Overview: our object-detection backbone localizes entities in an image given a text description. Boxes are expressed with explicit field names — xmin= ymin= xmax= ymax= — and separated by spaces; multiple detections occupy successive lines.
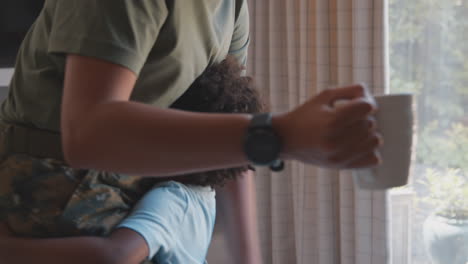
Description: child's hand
xmin=0 ymin=223 xmax=12 ymax=237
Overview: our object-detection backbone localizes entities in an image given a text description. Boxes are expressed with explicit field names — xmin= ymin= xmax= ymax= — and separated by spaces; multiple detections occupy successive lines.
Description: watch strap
xmin=247 ymin=113 xmax=284 ymax=171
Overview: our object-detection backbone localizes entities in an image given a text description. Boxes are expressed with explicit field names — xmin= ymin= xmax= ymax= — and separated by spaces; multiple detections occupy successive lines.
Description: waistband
xmin=0 ymin=121 xmax=65 ymax=161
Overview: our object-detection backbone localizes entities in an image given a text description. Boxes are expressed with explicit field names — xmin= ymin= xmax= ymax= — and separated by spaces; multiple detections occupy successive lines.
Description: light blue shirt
xmin=117 ymin=181 xmax=216 ymax=264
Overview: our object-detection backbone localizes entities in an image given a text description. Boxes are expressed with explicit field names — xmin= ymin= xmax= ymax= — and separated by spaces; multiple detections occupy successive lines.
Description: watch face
xmin=245 ymin=128 xmax=281 ymax=165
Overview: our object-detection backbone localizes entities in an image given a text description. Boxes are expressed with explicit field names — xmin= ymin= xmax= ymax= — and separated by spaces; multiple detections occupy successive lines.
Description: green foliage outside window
xmin=389 ymin=0 xmax=468 ymax=215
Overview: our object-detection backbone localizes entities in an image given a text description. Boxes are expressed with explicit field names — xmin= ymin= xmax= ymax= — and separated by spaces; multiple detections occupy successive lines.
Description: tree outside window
xmin=389 ymin=0 xmax=468 ymax=263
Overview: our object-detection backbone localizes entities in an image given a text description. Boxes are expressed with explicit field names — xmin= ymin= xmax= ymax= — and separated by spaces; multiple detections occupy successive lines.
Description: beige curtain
xmin=247 ymin=0 xmax=390 ymax=263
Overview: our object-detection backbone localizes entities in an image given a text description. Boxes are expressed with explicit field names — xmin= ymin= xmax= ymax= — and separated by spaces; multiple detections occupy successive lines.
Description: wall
xmin=0 ymin=68 xmax=13 ymax=86
xmin=0 ymin=68 xmax=13 ymax=99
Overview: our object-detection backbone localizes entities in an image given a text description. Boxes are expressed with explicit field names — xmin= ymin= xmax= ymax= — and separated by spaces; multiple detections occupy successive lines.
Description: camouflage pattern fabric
xmin=0 ymin=154 xmax=158 ymax=238
xmin=0 ymin=125 xmax=158 ymax=238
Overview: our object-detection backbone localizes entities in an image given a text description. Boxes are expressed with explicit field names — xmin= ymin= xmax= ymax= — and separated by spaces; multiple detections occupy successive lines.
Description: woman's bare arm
xmin=61 ymin=55 xmax=381 ymax=176
xmin=215 ymin=171 xmax=263 ymax=264
xmin=61 ymin=55 xmax=253 ymax=176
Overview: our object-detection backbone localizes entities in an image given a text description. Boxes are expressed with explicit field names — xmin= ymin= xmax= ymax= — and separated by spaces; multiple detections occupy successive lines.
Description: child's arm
xmin=215 ymin=171 xmax=263 ymax=264
xmin=0 ymin=226 xmax=148 ymax=264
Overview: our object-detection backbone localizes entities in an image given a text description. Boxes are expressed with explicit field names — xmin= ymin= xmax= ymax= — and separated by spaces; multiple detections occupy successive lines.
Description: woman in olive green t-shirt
xmin=0 ymin=0 xmax=382 ymax=263
xmin=0 ymin=1 xmax=263 ymax=263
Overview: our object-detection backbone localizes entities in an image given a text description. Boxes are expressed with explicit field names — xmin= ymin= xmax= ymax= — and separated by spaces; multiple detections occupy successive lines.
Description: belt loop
xmin=11 ymin=125 xmax=29 ymax=156
xmin=0 ymin=121 xmax=65 ymax=162
xmin=0 ymin=122 xmax=11 ymax=158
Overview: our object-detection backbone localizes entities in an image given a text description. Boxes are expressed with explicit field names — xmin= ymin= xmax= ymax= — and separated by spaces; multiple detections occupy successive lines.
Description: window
xmin=389 ymin=0 xmax=468 ymax=263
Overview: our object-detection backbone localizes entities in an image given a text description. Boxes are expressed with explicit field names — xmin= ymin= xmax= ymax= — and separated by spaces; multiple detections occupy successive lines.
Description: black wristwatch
xmin=244 ymin=113 xmax=284 ymax=172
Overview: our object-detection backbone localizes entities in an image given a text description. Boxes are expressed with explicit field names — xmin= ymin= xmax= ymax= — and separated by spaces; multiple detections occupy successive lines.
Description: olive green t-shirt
xmin=1 ymin=0 xmax=250 ymax=132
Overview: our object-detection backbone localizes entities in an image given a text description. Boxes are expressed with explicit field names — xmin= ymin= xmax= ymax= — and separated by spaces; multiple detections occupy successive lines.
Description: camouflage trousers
xmin=0 ymin=155 xmax=161 ymax=264
xmin=0 ymin=152 xmax=158 ymax=238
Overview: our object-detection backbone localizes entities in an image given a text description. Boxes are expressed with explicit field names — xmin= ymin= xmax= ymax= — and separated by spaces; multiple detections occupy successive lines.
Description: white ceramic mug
xmin=352 ymin=93 xmax=415 ymax=190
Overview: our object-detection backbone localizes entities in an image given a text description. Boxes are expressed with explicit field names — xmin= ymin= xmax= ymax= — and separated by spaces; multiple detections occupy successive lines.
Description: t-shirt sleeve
xmin=48 ymin=0 xmax=168 ymax=75
xmin=116 ymin=183 xmax=189 ymax=259
xmin=229 ymin=0 xmax=250 ymax=66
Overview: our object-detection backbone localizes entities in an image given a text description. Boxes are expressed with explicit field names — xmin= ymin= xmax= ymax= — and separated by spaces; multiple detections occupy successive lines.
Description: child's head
xmin=169 ymin=56 xmax=264 ymax=188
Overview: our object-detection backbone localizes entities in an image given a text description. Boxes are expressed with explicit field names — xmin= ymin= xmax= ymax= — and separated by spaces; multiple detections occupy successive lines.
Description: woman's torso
xmin=0 ymin=0 xmax=248 ymax=131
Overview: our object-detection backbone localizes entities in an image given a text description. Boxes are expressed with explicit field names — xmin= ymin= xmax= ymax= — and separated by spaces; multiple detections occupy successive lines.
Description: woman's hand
xmin=274 ymin=84 xmax=383 ymax=169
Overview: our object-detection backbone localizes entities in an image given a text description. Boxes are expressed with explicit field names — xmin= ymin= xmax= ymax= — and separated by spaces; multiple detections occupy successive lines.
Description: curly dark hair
xmin=164 ymin=56 xmax=264 ymax=188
